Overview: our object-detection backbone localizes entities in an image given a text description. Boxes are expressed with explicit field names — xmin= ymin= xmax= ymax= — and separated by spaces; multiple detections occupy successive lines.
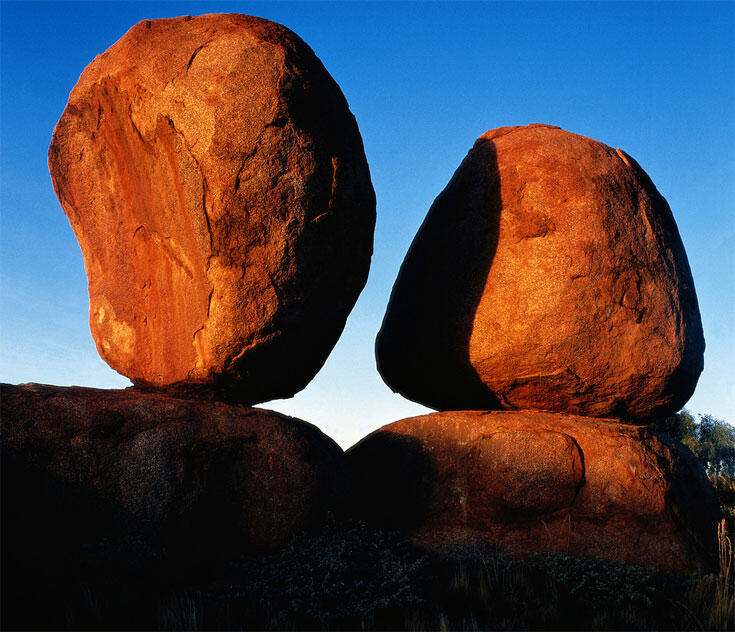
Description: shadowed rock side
xmin=346 ymin=411 xmax=720 ymax=573
xmin=48 ymin=13 xmax=376 ymax=405
xmin=1 ymin=383 xmax=346 ymax=563
xmin=376 ymin=138 xmax=502 ymax=411
xmin=376 ymin=124 xmax=704 ymax=420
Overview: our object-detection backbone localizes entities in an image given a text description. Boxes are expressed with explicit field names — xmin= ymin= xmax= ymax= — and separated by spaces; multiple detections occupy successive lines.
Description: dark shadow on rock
xmin=1 ymin=383 xmax=348 ymax=629
xmin=375 ymin=139 xmax=502 ymax=411
xmin=345 ymin=432 xmax=437 ymax=531
xmin=1 ymin=446 xmax=163 ymax=630
xmin=618 ymin=150 xmax=704 ymax=418
xmin=644 ymin=428 xmax=720 ymax=573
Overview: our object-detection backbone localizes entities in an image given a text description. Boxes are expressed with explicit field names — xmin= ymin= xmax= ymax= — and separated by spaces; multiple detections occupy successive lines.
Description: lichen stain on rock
xmin=91 ymin=295 xmax=137 ymax=374
xmin=468 ymin=430 xmax=585 ymax=519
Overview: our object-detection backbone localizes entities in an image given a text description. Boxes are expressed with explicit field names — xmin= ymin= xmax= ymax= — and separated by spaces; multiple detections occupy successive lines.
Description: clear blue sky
xmin=1 ymin=1 xmax=733 ymax=448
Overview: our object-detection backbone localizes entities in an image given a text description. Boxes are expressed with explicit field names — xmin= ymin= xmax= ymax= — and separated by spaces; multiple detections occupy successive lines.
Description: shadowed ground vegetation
xmin=4 ymin=524 xmax=733 ymax=631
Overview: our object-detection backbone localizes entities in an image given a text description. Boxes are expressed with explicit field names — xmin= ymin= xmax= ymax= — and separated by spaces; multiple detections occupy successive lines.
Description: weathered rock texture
xmin=48 ymin=14 xmax=376 ymax=404
xmin=346 ymin=411 xmax=720 ymax=573
xmin=376 ymin=124 xmax=703 ymax=420
xmin=1 ymin=383 xmax=346 ymax=560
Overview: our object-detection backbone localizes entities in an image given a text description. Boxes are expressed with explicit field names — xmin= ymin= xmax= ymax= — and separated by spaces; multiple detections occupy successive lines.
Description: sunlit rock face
xmin=49 ymin=14 xmax=375 ymax=404
xmin=1 ymin=383 xmax=346 ymax=560
xmin=376 ymin=124 xmax=703 ymax=421
xmin=346 ymin=410 xmax=720 ymax=573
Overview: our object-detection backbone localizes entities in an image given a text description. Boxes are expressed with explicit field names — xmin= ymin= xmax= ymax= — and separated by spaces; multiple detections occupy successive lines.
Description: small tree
xmin=653 ymin=409 xmax=697 ymax=448
xmin=697 ymin=414 xmax=735 ymax=477
xmin=651 ymin=411 xmax=735 ymax=476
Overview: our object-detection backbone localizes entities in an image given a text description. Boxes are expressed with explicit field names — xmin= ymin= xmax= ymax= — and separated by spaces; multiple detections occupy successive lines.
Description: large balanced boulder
xmin=346 ymin=410 xmax=720 ymax=573
xmin=376 ymin=124 xmax=703 ymax=420
xmin=1 ymin=382 xmax=346 ymax=563
xmin=48 ymin=14 xmax=376 ymax=404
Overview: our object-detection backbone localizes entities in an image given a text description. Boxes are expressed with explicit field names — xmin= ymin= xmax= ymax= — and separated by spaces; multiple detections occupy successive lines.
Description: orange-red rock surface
xmin=49 ymin=14 xmax=375 ymax=404
xmin=376 ymin=124 xmax=704 ymax=420
xmin=346 ymin=410 xmax=719 ymax=573
xmin=1 ymin=383 xmax=346 ymax=558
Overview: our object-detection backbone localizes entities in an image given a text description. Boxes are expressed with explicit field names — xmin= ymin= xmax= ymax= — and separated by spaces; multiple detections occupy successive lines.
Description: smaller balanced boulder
xmin=48 ymin=14 xmax=376 ymax=404
xmin=346 ymin=411 xmax=720 ymax=573
xmin=1 ymin=383 xmax=346 ymax=563
xmin=376 ymin=124 xmax=704 ymax=420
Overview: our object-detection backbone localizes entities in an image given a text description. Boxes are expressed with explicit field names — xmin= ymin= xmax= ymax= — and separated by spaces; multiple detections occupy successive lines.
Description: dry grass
xmin=710 ymin=519 xmax=734 ymax=630
xmin=717 ymin=520 xmax=734 ymax=618
xmin=156 ymin=593 xmax=199 ymax=631
xmin=679 ymin=519 xmax=734 ymax=631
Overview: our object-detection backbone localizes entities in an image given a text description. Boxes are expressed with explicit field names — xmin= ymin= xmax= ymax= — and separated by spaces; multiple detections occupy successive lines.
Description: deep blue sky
xmin=1 ymin=1 xmax=733 ymax=447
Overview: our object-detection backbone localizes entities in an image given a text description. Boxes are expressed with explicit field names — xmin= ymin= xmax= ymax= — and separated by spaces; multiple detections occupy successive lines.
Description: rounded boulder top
xmin=376 ymin=123 xmax=704 ymax=421
xmin=49 ymin=13 xmax=376 ymax=404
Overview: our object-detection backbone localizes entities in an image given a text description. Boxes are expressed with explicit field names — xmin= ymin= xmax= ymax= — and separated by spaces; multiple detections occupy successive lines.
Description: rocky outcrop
xmin=346 ymin=410 xmax=720 ymax=573
xmin=48 ymin=14 xmax=376 ymax=405
xmin=376 ymin=124 xmax=704 ymax=420
xmin=1 ymin=383 xmax=346 ymax=562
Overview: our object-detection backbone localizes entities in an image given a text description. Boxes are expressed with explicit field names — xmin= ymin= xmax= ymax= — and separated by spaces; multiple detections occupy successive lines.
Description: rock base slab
xmin=1 ymin=383 xmax=345 ymax=561
xmin=346 ymin=410 xmax=719 ymax=573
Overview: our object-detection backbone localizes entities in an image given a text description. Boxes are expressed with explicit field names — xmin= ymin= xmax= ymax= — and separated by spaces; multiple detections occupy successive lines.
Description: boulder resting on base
xmin=376 ymin=124 xmax=704 ymax=420
xmin=49 ymin=13 xmax=376 ymax=405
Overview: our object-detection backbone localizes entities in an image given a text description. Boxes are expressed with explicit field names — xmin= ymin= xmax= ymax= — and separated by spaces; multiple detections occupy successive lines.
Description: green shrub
xmin=650 ymin=412 xmax=735 ymax=477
